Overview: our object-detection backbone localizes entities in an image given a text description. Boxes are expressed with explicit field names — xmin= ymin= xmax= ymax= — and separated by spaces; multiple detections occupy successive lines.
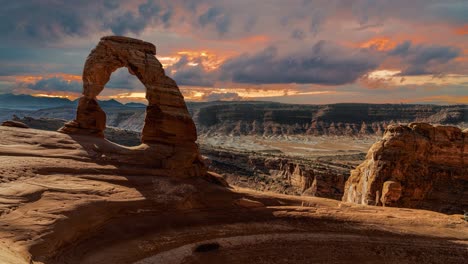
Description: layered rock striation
xmin=203 ymin=148 xmax=351 ymax=199
xmin=193 ymin=103 xmax=466 ymax=137
xmin=58 ymin=36 xmax=204 ymax=176
xmin=343 ymin=123 xmax=467 ymax=214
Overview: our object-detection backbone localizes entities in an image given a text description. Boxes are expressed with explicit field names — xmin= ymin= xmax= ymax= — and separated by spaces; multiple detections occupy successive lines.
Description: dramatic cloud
xmin=167 ymin=55 xmax=217 ymax=87
xmin=219 ymin=42 xmax=381 ymax=85
xmin=198 ymin=7 xmax=231 ymax=35
xmin=105 ymin=0 xmax=175 ymax=35
xmin=26 ymin=77 xmax=81 ymax=92
xmin=201 ymin=92 xmax=241 ymax=101
xmin=389 ymin=41 xmax=461 ymax=75
xmin=106 ymin=68 xmax=145 ymax=90
xmin=0 ymin=0 xmax=466 ymax=104
xmin=0 ymin=1 xmax=103 ymax=44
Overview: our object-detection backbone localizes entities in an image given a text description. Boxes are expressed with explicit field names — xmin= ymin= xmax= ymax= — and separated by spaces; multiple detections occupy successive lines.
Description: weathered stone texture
xmin=59 ymin=36 xmax=204 ymax=176
xmin=343 ymin=123 xmax=467 ymax=214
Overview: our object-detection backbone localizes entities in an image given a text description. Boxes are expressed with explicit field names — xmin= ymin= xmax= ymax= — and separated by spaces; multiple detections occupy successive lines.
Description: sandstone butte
xmin=343 ymin=123 xmax=468 ymax=214
xmin=0 ymin=37 xmax=466 ymax=264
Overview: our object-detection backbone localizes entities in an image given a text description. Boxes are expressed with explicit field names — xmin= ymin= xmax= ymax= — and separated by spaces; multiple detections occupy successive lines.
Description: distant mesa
xmin=58 ymin=36 xmax=206 ymax=177
xmin=343 ymin=122 xmax=468 ymax=214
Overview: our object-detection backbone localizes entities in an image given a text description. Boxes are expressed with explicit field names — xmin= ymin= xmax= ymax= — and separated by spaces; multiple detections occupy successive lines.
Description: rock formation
xmin=193 ymin=103 xmax=467 ymax=137
xmin=4 ymin=100 xmax=466 ymax=137
xmin=59 ymin=36 xmax=204 ymax=176
xmin=1 ymin=126 xmax=467 ymax=264
xmin=343 ymin=123 xmax=467 ymax=214
xmin=1 ymin=120 xmax=29 ymax=128
xmin=203 ymin=147 xmax=351 ymax=199
xmin=60 ymin=36 xmax=196 ymax=143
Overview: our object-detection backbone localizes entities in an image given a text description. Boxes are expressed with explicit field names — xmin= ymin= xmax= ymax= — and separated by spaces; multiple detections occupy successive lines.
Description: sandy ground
xmin=0 ymin=126 xmax=466 ymax=264
xmin=198 ymin=135 xmax=378 ymax=157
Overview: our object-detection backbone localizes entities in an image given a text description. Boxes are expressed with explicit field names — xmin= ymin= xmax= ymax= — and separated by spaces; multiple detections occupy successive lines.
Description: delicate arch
xmin=60 ymin=36 xmax=197 ymax=145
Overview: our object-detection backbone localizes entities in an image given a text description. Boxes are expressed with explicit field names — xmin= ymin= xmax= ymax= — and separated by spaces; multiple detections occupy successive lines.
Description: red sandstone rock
xmin=1 ymin=122 xmax=467 ymax=264
xmin=58 ymin=36 xmax=204 ymax=176
xmin=380 ymin=181 xmax=402 ymax=206
xmin=343 ymin=122 xmax=467 ymax=214
xmin=60 ymin=36 xmax=196 ymax=143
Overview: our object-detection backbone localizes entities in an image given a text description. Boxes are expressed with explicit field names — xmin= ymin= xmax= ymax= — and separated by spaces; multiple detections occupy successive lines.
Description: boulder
xmin=343 ymin=123 xmax=468 ymax=214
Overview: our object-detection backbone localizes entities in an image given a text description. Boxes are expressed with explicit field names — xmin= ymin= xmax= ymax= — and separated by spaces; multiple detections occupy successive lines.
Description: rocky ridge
xmin=193 ymin=103 xmax=466 ymax=137
xmin=2 ymin=100 xmax=466 ymax=138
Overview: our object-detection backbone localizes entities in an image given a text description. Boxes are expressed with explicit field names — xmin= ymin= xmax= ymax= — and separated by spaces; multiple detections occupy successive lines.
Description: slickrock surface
xmin=343 ymin=123 xmax=467 ymax=214
xmin=0 ymin=126 xmax=467 ymax=264
xmin=59 ymin=36 xmax=204 ymax=177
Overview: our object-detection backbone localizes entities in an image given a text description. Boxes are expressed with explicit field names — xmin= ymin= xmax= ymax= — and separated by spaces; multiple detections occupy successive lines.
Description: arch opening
xmin=93 ymin=67 xmax=145 ymax=147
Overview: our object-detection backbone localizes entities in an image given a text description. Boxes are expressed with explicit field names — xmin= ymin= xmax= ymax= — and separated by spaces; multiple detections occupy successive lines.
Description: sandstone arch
xmin=60 ymin=36 xmax=196 ymax=143
xmin=59 ymin=36 xmax=204 ymax=176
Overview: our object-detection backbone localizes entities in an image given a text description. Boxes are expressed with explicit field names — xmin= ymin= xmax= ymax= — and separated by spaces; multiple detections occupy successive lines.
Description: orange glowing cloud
xmin=238 ymin=35 xmax=270 ymax=44
xmin=159 ymin=50 xmax=228 ymax=72
xmin=30 ymin=93 xmax=73 ymax=99
xmin=455 ymin=25 xmax=468 ymax=35
xmin=5 ymin=73 xmax=83 ymax=100
xmin=359 ymin=37 xmax=397 ymax=51
xmin=110 ymin=84 xmax=330 ymax=102
xmin=14 ymin=73 xmax=81 ymax=83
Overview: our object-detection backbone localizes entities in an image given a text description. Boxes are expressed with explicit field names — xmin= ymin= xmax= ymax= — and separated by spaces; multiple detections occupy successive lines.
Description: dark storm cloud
xmin=1 ymin=0 xmax=466 ymax=45
xmin=291 ymin=29 xmax=305 ymax=40
xmin=428 ymin=2 xmax=468 ymax=23
xmin=219 ymin=42 xmax=380 ymax=85
xmin=198 ymin=7 xmax=231 ymax=34
xmin=0 ymin=0 xmax=102 ymax=44
xmin=27 ymin=77 xmax=81 ymax=92
xmin=105 ymin=0 xmax=164 ymax=35
xmin=0 ymin=0 xmax=174 ymax=44
xmin=167 ymin=55 xmax=216 ymax=87
xmin=389 ymin=41 xmax=461 ymax=75
xmin=0 ymin=0 xmax=466 ymax=97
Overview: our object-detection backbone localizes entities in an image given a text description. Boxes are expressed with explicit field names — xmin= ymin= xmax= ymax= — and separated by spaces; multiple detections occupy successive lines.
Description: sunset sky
xmin=0 ymin=0 xmax=467 ymax=104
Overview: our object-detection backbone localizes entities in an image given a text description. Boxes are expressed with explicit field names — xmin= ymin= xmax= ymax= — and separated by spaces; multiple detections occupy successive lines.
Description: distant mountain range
xmin=0 ymin=93 xmax=146 ymax=110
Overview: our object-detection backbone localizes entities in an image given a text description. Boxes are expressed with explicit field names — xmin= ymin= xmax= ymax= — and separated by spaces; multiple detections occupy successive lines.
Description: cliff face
xmin=343 ymin=123 xmax=467 ymax=214
xmin=193 ymin=103 xmax=466 ymax=137
xmin=202 ymin=148 xmax=353 ymax=200
xmin=3 ymin=102 xmax=465 ymax=137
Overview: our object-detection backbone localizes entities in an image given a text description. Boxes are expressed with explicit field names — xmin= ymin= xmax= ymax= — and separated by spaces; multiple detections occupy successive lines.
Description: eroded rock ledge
xmin=343 ymin=122 xmax=467 ymax=214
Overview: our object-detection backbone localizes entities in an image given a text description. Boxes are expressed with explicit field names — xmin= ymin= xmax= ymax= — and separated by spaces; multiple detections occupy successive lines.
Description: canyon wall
xmin=193 ymin=103 xmax=466 ymax=137
xmin=3 ymin=101 xmax=466 ymax=137
xmin=202 ymin=148 xmax=356 ymax=199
